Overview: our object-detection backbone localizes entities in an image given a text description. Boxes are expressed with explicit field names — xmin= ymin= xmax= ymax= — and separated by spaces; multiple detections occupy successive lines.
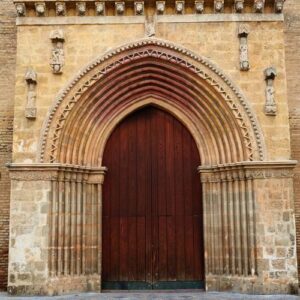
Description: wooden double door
xmin=102 ymin=106 xmax=204 ymax=289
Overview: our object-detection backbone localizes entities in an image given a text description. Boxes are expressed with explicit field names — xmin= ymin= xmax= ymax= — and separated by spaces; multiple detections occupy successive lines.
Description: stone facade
xmin=0 ymin=0 xmax=300 ymax=296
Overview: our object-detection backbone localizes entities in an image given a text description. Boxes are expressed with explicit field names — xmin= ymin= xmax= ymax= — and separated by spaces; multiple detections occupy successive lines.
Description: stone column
xmin=199 ymin=161 xmax=298 ymax=294
xmin=7 ymin=164 xmax=107 ymax=296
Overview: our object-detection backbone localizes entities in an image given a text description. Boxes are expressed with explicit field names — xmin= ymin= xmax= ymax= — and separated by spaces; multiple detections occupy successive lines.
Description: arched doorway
xmin=102 ymin=106 xmax=204 ymax=289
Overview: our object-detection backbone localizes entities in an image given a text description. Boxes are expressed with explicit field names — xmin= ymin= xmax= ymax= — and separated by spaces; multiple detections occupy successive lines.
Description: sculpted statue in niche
xmin=15 ymin=3 xmax=26 ymax=16
xmin=254 ymin=0 xmax=264 ymax=13
xmin=25 ymin=69 xmax=37 ymax=119
xmin=55 ymin=2 xmax=66 ymax=16
xmin=214 ymin=0 xmax=224 ymax=13
xmin=95 ymin=2 xmax=105 ymax=15
xmin=50 ymin=30 xmax=65 ymax=74
xmin=275 ymin=0 xmax=285 ymax=13
xmin=195 ymin=0 xmax=204 ymax=13
xmin=76 ymin=2 xmax=86 ymax=16
xmin=156 ymin=1 xmax=165 ymax=14
xmin=264 ymin=67 xmax=277 ymax=116
xmin=115 ymin=2 xmax=125 ymax=15
xmin=35 ymin=2 xmax=46 ymax=16
xmin=235 ymin=0 xmax=244 ymax=13
xmin=134 ymin=2 xmax=144 ymax=15
xmin=238 ymin=24 xmax=250 ymax=71
xmin=145 ymin=16 xmax=156 ymax=37
xmin=175 ymin=1 xmax=185 ymax=14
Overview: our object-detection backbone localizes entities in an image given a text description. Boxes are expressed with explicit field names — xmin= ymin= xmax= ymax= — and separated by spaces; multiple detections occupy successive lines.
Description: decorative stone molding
xmin=115 ymin=2 xmax=125 ymax=15
xmin=254 ymin=0 xmax=264 ymax=13
xmin=50 ymin=29 xmax=65 ymax=74
xmin=15 ymin=2 xmax=26 ymax=16
xmin=95 ymin=1 xmax=105 ymax=15
xmin=264 ymin=67 xmax=277 ymax=116
xmin=275 ymin=0 xmax=285 ymax=13
xmin=156 ymin=1 xmax=165 ymax=14
xmin=35 ymin=2 xmax=46 ymax=16
xmin=214 ymin=0 xmax=224 ymax=13
xmin=55 ymin=2 xmax=66 ymax=16
xmin=39 ymin=39 xmax=265 ymax=165
xmin=134 ymin=1 xmax=144 ymax=15
xmin=195 ymin=0 xmax=204 ymax=13
xmin=76 ymin=2 xmax=86 ymax=16
xmin=175 ymin=1 xmax=185 ymax=14
xmin=25 ymin=69 xmax=37 ymax=119
xmin=238 ymin=24 xmax=250 ymax=71
xmin=234 ymin=0 xmax=244 ymax=13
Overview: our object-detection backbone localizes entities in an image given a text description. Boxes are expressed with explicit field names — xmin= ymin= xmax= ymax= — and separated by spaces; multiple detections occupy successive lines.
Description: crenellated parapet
xmin=14 ymin=0 xmax=285 ymax=18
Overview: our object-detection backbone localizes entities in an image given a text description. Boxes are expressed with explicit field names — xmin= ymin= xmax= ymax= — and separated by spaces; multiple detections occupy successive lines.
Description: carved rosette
xmin=25 ymin=69 xmax=37 ymax=119
xmin=238 ymin=24 xmax=250 ymax=71
xmin=195 ymin=0 xmax=204 ymax=13
xmin=264 ymin=67 xmax=277 ymax=116
xmin=15 ymin=2 xmax=26 ymax=16
xmin=50 ymin=29 xmax=65 ymax=74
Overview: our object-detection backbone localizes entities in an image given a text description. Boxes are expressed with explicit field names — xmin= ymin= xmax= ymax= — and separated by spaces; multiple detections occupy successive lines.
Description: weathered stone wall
xmin=0 ymin=0 xmax=16 ymax=290
xmin=284 ymin=0 xmax=300 ymax=282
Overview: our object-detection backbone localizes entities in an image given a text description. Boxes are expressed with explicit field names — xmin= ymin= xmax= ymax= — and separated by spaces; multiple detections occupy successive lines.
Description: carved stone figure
xmin=195 ymin=0 xmax=204 ymax=13
xmin=135 ymin=2 xmax=144 ymax=15
xmin=214 ymin=0 xmax=224 ymax=13
xmin=275 ymin=0 xmax=285 ymax=13
xmin=235 ymin=0 xmax=244 ymax=13
xmin=254 ymin=0 xmax=264 ymax=13
xmin=238 ymin=24 xmax=250 ymax=71
xmin=55 ymin=2 xmax=66 ymax=16
xmin=145 ymin=17 xmax=156 ymax=37
xmin=95 ymin=2 xmax=105 ymax=15
xmin=156 ymin=1 xmax=165 ymax=14
xmin=76 ymin=2 xmax=86 ymax=16
xmin=50 ymin=30 xmax=65 ymax=74
xmin=25 ymin=69 xmax=37 ymax=119
xmin=15 ymin=3 xmax=26 ymax=16
xmin=175 ymin=1 xmax=184 ymax=14
xmin=115 ymin=2 xmax=125 ymax=15
xmin=264 ymin=67 xmax=277 ymax=116
xmin=35 ymin=2 xmax=46 ymax=16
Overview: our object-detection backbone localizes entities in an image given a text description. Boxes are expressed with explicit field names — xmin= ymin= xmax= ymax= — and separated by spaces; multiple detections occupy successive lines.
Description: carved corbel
xmin=55 ymin=2 xmax=66 ymax=16
xmin=95 ymin=1 xmax=105 ymax=15
xmin=214 ymin=0 xmax=224 ymax=13
xmin=35 ymin=2 xmax=46 ymax=16
xmin=175 ymin=1 xmax=185 ymax=14
xmin=195 ymin=0 xmax=204 ymax=14
xmin=275 ymin=0 xmax=285 ymax=13
xmin=156 ymin=1 xmax=165 ymax=14
xmin=15 ymin=3 xmax=26 ymax=16
xmin=50 ymin=30 xmax=65 ymax=74
xmin=25 ymin=69 xmax=37 ymax=119
xmin=134 ymin=2 xmax=144 ymax=15
xmin=238 ymin=24 xmax=250 ymax=71
xmin=264 ymin=67 xmax=277 ymax=116
xmin=115 ymin=2 xmax=125 ymax=15
xmin=234 ymin=0 xmax=244 ymax=13
xmin=254 ymin=0 xmax=264 ymax=13
xmin=76 ymin=2 xmax=86 ymax=16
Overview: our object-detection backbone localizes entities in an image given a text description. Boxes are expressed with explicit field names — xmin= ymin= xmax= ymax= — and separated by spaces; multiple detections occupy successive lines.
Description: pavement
xmin=0 ymin=291 xmax=299 ymax=300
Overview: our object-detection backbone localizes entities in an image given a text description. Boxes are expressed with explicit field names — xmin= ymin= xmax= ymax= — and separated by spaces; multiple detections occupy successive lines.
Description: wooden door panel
xmin=102 ymin=106 xmax=204 ymax=288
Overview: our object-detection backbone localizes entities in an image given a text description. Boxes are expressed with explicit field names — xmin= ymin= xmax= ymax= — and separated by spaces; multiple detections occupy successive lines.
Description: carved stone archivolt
xmin=39 ymin=39 xmax=265 ymax=166
xmin=264 ymin=67 xmax=277 ymax=116
xmin=25 ymin=69 xmax=37 ymax=119
xmin=238 ymin=24 xmax=250 ymax=71
xmin=50 ymin=29 xmax=65 ymax=74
